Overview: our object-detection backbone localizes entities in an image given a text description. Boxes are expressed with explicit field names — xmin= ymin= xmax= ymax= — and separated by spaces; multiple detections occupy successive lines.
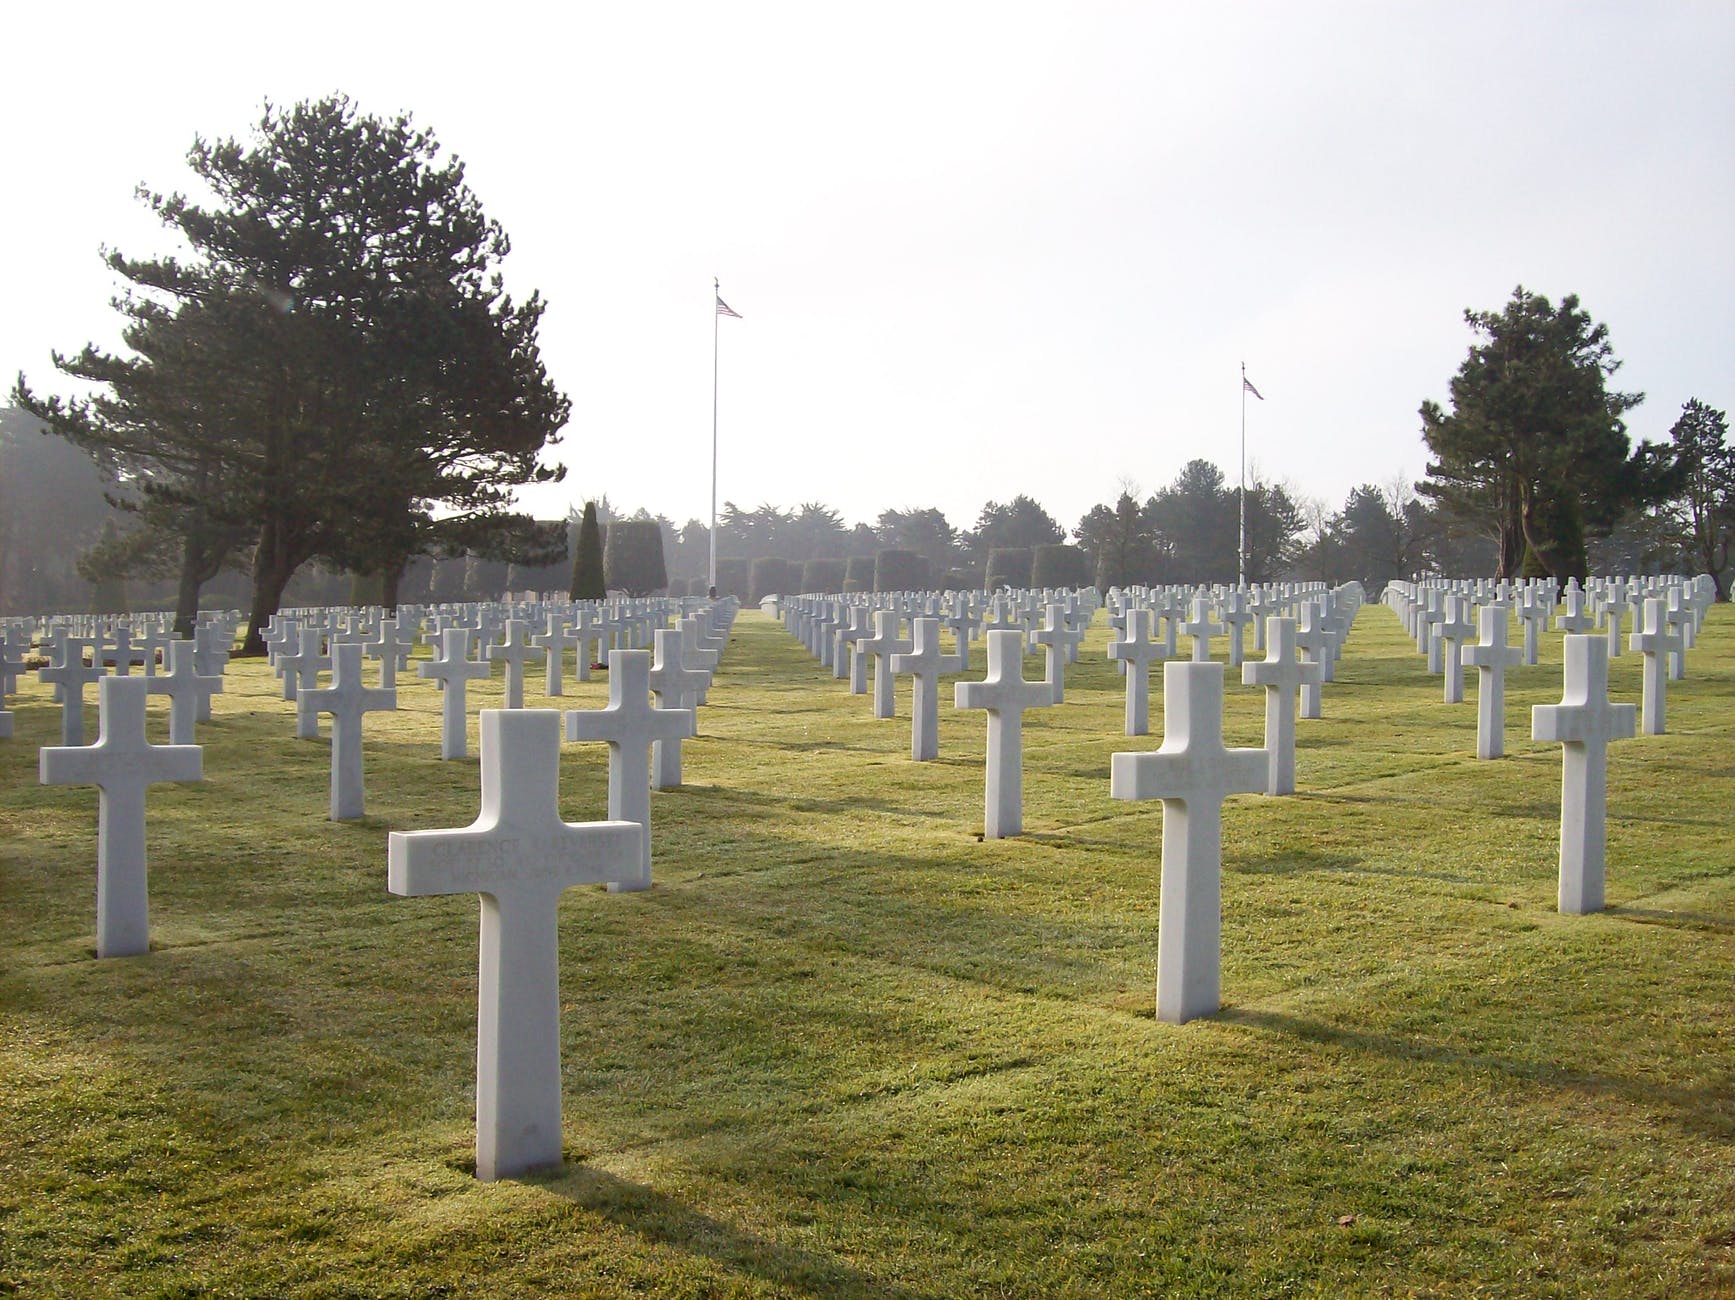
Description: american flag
xmin=716 ymin=295 xmax=742 ymax=319
xmin=1243 ymin=377 xmax=1264 ymax=400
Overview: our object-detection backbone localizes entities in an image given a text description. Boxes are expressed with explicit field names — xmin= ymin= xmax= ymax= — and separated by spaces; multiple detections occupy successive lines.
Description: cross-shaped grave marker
xmin=1220 ymin=590 xmax=1253 ymax=668
xmin=1241 ymin=615 xmax=1319 ymax=796
xmin=1108 ymin=607 xmax=1166 ymax=737
xmin=388 ymin=708 xmax=643 ymax=1181
xmin=97 ymin=626 xmax=152 ymax=677
xmin=1294 ymin=604 xmax=1330 ymax=720
xmin=532 ymin=613 xmax=578 ymax=698
xmin=955 ymin=628 xmax=1055 ymax=838
xmin=564 ymin=649 xmax=693 ymax=887
xmin=282 ymin=629 xmax=332 ymax=727
xmin=38 ymin=638 xmax=103 ymax=746
xmin=1437 ymin=595 xmax=1478 ymax=704
xmin=486 ymin=618 xmax=539 ymax=710
xmin=39 ymin=675 xmax=203 ymax=957
xmin=648 ymin=628 xmax=709 ymax=789
xmin=1180 ymin=597 xmax=1224 ymax=663
xmin=1555 ymin=586 xmax=1596 ymax=635
xmin=1461 ymin=604 xmax=1521 ymax=759
xmin=366 ymin=616 xmax=415 ymax=689
xmin=146 ymin=640 xmax=224 ymax=745
xmin=302 ymin=642 xmax=398 ymax=820
xmin=889 ymin=616 xmax=945 ymax=761
xmin=1031 ymin=603 xmax=1085 ymax=704
xmin=859 ymin=609 xmax=912 ymax=722
xmin=1627 ymin=596 xmax=1679 ymax=735
xmin=1110 ymin=662 xmax=1268 ymax=1023
xmin=1532 ymin=634 xmax=1636 ymax=915
xmin=1516 ymin=590 xmax=1549 ymax=666
xmin=419 ymin=628 xmax=492 ymax=759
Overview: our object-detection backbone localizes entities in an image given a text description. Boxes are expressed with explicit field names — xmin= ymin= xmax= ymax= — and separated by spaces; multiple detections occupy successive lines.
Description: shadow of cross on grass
xmin=1218 ymin=1007 xmax=1735 ymax=1143
xmin=534 ymin=1162 xmax=942 ymax=1300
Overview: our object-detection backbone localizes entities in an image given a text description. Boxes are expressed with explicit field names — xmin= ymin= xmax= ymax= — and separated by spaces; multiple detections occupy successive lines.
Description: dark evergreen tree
xmin=1662 ymin=399 xmax=1734 ymax=598
xmin=569 ymin=501 xmax=606 ymax=600
xmin=603 ymin=519 xmax=668 ymax=596
xmin=16 ymin=96 xmax=568 ymax=649
xmin=1417 ymin=286 xmax=1670 ymax=581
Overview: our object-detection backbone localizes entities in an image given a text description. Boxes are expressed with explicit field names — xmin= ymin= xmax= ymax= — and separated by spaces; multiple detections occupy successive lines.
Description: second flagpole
xmin=709 ymin=277 xmax=721 ymax=598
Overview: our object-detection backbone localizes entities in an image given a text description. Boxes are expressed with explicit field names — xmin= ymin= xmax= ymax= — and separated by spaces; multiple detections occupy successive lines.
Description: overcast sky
xmin=5 ymin=2 xmax=1732 ymax=538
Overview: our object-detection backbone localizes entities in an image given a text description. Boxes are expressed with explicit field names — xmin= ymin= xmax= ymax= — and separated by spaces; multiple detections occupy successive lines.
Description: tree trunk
xmin=381 ymin=557 xmax=406 ymax=612
xmin=241 ymin=518 xmax=302 ymax=656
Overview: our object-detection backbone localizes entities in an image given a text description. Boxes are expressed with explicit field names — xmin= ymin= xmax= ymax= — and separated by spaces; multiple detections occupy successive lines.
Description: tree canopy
xmin=15 ymin=95 xmax=568 ymax=647
xmin=1417 ymin=286 xmax=1673 ymax=581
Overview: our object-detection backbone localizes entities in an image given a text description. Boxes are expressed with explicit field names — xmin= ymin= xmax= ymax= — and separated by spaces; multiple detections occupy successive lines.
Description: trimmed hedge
xmin=986 ymin=547 xmax=1033 ymax=589
xmin=874 ymin=548 xmax=929 ymax=593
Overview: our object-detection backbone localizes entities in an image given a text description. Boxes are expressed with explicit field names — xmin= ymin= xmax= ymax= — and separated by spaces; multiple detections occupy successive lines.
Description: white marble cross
xmin=1110 ymin=662 xmax=1267 ymax=1023
xmin=859 ymin=610 xmax=912 ymax=721
xmin=1517 ymin=591 xmax=1549 ymax=666
xmin=564 ymin=649 xmax=693 ymax=887
xmin=302 ymin=642 xmax=398 ymax=820
xmin=277 ymin=627 xmax=331 ymax=708
xmin=889 ymin=616 xmax=945 ymax=761
xmin=955 ymin=628 xmax=1054 ymax=838
xmin=39 ymin=675 xmax=203 ymax=957
xmin=1532 ymin=634 xmax=1635 ymax=914
xmin=1241 ymin=615 xmax=1319 ymax=796
xmin=1294 ymin=605 xmax=1329 ymax=720
xmin=648 ymin=629 xmax=708 ymax=789
xmin=1180 ymin=597 xmax=1224 ymax=663
xmin=1108 ymin=607 xmax=1166 ymax=736
xmin=1627 ymin=596 xmax=1678 ymax=735
xmin=1436 ymin=596 xmax=1477 ymax=704
xmin=38 ymin=638 xmax=103 ymax=746
xmin=835 ymin=607 xmax=874 ymax=693
xmin=1664 ymin=589 xmax=1691 ymax=680
xmin=388 ymin=708 xmax=643 ymax=1181
xmin=485 ymin=619 xmax=539 ymax=710
xmin=146 ymin=640 xmax=224 ymax=745
xmin=1031 ymin=603 xmax=1084 ymax=704
xmin=532 ymin=613 xmax=578 ymax=697
xmin=366 ymin=616 xmax=415 ymax=688
xmin=419 ymin=628 xmax=492 ymax=759
xmin=1461 ymin=604 xmax=1521 ymax=759
xmin=1220 ymin=590 xmax=1253 ymax=668
xmin=98 ymin=627 xmax=151 ymax=677
xmin=1555 ymin=587 xmax=1596 ymax=635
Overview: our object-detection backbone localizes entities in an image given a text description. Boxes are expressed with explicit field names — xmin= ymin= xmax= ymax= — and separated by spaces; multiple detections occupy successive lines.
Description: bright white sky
xmin=5 ymin=2 xmax=1732 ymax=539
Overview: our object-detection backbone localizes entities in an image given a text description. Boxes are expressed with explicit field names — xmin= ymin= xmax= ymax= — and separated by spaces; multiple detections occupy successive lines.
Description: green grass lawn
xmin=2 ymin=604 xmax=1731 ymax=1298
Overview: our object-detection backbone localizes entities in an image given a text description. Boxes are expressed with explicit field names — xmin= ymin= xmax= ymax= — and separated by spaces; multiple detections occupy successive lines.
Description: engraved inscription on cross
xmin=388 ymin=708 xmax=642 ymax=1181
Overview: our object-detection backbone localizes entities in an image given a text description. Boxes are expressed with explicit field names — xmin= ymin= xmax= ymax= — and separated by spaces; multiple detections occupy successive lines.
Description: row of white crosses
xmin=26 ymin=597 xmax=728 ymax=972
xmin=1383 ymin=576 xmax=1701 ymax=753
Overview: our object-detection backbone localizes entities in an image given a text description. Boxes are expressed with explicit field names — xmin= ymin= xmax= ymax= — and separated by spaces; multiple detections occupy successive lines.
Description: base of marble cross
xmin=0 ymin=710 xmax=10 ymax=739
xmin=1110 ymin=663 xmax=1267 ymax=1024
xmin=388 ymin=709 xmax=644 ymax=1182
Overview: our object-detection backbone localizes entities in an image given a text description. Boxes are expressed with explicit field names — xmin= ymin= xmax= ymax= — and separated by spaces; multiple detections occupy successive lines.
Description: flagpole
xmin=1239 ymin=361 xmax=1247 ymax=588
xmin=709 ymin=277 xmax=720 ymax=598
